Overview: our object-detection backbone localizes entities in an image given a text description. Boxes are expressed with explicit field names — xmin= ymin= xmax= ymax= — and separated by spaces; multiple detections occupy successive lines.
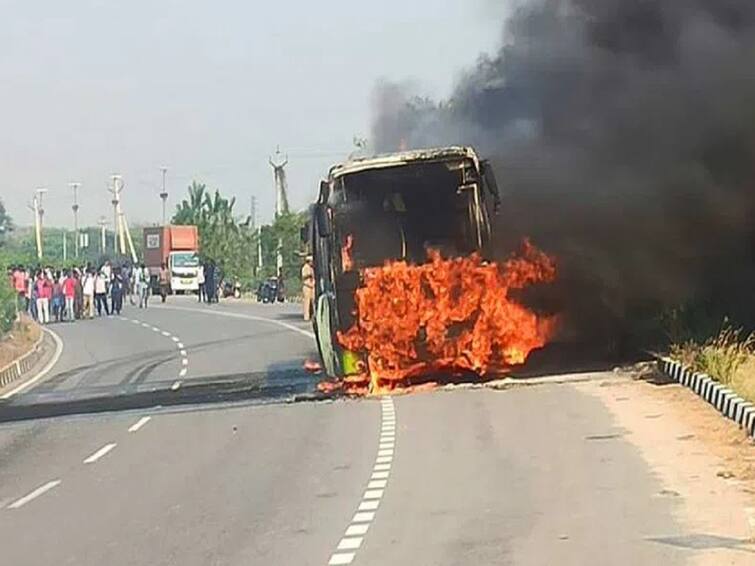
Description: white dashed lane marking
xmin=7 ymin=480 xmax=62 ymax=509
xmin=119 ymin=317 xmax=188 ymax=392
xmin=128 ymin=416 xmax=151 ymax=433
xmin=328 ymin=396 xmax=396 ymax=566
xmin=83 ymin=443 xmax=117 ymax=464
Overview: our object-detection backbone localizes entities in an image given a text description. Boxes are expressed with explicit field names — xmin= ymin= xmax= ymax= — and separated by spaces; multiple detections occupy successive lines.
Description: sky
xmin=0 ymin=0 xmax=505 ymax=229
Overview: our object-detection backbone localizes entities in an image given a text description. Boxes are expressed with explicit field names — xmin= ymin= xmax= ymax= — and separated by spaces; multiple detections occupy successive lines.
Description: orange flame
xmin=332 ymin=240 xmax=557 ymax=395
xmin=341 ymin=234 xmax=355 ymax=272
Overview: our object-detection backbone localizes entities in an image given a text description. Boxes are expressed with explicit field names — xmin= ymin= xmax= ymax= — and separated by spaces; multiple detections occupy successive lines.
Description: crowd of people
xmin=7 ymin=262 xmax=154 ymax=324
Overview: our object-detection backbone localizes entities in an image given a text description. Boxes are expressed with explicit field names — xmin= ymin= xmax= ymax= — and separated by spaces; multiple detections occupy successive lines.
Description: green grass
xmin=0 ymin=275 xmax=17 ymax=336
xmin=671 ymin=320 xmax=755 ymax=403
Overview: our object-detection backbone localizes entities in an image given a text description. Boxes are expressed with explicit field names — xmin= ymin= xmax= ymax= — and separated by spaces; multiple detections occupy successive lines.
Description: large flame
xmin=328 ymin=240 xmax=557 ymax=395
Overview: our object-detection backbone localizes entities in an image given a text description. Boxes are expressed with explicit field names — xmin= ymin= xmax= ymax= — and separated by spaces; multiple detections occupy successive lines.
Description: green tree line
xmin=172 ymin=181 xmax=307 ymax=292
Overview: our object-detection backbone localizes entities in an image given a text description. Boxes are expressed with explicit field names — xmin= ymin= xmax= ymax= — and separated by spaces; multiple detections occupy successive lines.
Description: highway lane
xmin=16 ymin=298 xmax=318 ymax=402
xmin=0 ymin=298 xmax=753 ymax=565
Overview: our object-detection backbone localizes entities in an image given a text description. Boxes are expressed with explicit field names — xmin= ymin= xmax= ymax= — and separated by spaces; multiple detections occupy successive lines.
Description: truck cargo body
xmin=143 ymin=225 xmax=200 ymax=293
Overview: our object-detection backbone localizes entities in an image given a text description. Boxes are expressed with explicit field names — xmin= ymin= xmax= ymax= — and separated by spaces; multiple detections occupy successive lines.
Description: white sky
xmin=0 ymin=0 xmax=504 ymax=228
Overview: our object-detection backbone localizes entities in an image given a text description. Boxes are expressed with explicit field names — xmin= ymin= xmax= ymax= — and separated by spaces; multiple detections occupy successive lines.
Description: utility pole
xmin=28 ymin=196 xmax=41 ymax=260
xmin=251 ymin=196 xmax=257 ymax=277
xmin=159 ymin=166 xmax=168 ymax=226
xmin=109 ymin=175 xmax=124 ymax=256
xmin=69 ymin=182 xmax=81 ymax=258
xmin=269 ymin=146 xmax=290 ymax=217
xmin=62 ymin=231 xmax=67 ymax=262
xmin=98 ymin=217 xmax=108 ymax=254
xmin=35 ymin=188 xmax=48 ymax=260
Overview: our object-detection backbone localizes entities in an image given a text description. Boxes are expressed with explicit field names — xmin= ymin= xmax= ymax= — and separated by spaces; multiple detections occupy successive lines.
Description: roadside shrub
xmin=671 ymin=320 xmax=754 ymax=385
xmin=0 ymin=275 xmax=16 ymax=335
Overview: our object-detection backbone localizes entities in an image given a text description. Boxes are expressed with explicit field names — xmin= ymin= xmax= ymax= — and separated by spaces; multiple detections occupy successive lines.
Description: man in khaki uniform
xmin=301 ymin=255 xmax=314 ymax=321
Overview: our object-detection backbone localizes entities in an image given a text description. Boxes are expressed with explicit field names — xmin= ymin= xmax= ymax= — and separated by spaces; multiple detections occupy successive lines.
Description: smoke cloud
xmin=371 ymin=0 xmax=755 ymax=352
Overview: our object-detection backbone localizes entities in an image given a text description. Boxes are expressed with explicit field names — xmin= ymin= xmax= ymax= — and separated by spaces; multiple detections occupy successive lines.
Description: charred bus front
xmin=309 ymin=146 xmax=501 ymax=379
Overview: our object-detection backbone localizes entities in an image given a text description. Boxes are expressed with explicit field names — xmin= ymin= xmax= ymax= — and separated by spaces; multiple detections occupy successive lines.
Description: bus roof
xmin=328 ymin=146 xmax=481 ymax=180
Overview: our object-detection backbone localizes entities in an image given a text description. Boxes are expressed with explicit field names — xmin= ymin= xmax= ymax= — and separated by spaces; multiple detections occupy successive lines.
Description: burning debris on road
xmin=319 ymin=240 xmax=557 ymax=395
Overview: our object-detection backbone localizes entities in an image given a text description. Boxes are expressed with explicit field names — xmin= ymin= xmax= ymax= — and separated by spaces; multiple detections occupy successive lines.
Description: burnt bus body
xmin=310 ymin=146 xmax=501 ymax=379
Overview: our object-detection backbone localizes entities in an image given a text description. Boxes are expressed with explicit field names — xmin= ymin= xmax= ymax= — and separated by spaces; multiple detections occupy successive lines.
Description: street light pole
xmin=109 ymin=175 xmax=123 ymax=255
xmin=159 ymin=166 xmax=168 ymax=226
xmin=35 ymin=188 xmax=48 ymax=260
xmin=69 ymin=182 xmax=81 ymax=258
xmin=98 ymin=217 xmax=108 ymax=254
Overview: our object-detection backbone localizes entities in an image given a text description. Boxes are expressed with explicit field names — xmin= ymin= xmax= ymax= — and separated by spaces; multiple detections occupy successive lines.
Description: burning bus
xmin=308 ymin=146 xmax=556 ymax=393
xmin=309 ymin=148 xmax=499 ymax=376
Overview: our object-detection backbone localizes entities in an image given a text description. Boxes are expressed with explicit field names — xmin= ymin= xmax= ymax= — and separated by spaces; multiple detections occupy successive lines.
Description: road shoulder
xmin=578 ymin=377 xmax=755 ymax=564
xmin=0 ymin=327 xmax=62 ymax=399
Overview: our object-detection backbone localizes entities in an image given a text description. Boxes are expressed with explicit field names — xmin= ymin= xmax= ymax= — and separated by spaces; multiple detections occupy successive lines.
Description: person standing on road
xmin=94 ymin=270 xmax=110 ymax=316
xmin=159 ymin=263 xmax=169 ymax=303
xmin=197 ymin=262 xmax=206 ymax=303
xmin=63 ymin=270 xmax=76 ymax=322
xmin=204 ymin=261 xmax=215 ymax=304
xmin=12 ymin=266 xmax=27 ymax=312
xmin=110 ymin=268 xmax=124 ymax=315
xmin=82 ymin=269 xmax=95 ymax=319
xmin=35 ymin=271 xmax=52 ymax=324
xmin=301 ymin=255 xmax=314 ymax=321
xmin=277 ymin=267 xmax=286 ymax=303
xmin=73 ymin=269 xmax=84 ymax=319
xmin=139 ymin=264 xmax=150 ymax=309
xmin=52 ymin=271 xmax=64 ymax=322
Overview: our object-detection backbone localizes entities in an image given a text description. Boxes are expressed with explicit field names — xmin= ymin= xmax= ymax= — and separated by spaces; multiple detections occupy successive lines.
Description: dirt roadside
xmin=0 ymin=316 xmax=41 ymax=369
xmin=578 ymin=374 xmax=755 ymax=565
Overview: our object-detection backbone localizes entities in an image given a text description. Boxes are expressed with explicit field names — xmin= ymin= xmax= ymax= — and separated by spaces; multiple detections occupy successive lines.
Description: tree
xmin=0 ymin=197 xmax=13 ymax=247
xmin=172 ymin=182 xmax=255 ymax=283
xmin=258 ymin=211 xmax=307 ymax=291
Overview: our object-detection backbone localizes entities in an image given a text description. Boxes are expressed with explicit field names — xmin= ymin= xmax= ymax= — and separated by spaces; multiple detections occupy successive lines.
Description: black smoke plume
xmin=372 ymin=0 xmax=755 ymax=353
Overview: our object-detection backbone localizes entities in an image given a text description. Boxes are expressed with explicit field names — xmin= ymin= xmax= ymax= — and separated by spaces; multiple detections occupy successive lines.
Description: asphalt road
xmin=0 ymin=297 xmax=750 ymax=565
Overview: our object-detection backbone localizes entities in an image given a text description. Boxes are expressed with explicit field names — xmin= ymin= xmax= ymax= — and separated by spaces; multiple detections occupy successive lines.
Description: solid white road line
xmin=1 ymin=327 xmax=64 ymax=399
xmin=128 ymin=416 xmax=151 ymax=432
xmin=155 ymin=304 xmax=316 ymax=340
xmin=83 ymin=443 xmax=117 ymax=464
xmin=8 ymin=479 xmax=62 ymax=509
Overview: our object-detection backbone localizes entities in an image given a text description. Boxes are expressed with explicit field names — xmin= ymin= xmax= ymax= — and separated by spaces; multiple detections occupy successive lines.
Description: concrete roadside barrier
xmin=659 ymin=358 xmax=755 ymax=439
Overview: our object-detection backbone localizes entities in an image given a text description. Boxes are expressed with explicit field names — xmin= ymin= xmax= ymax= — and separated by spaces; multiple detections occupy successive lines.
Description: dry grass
xmin=671 ymin=320 xmax=755 ymax=404
xmin=730 ymin=356 xmax=755 ymax=405
xmin=0 ymin=315 xmax=41 ymax=369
